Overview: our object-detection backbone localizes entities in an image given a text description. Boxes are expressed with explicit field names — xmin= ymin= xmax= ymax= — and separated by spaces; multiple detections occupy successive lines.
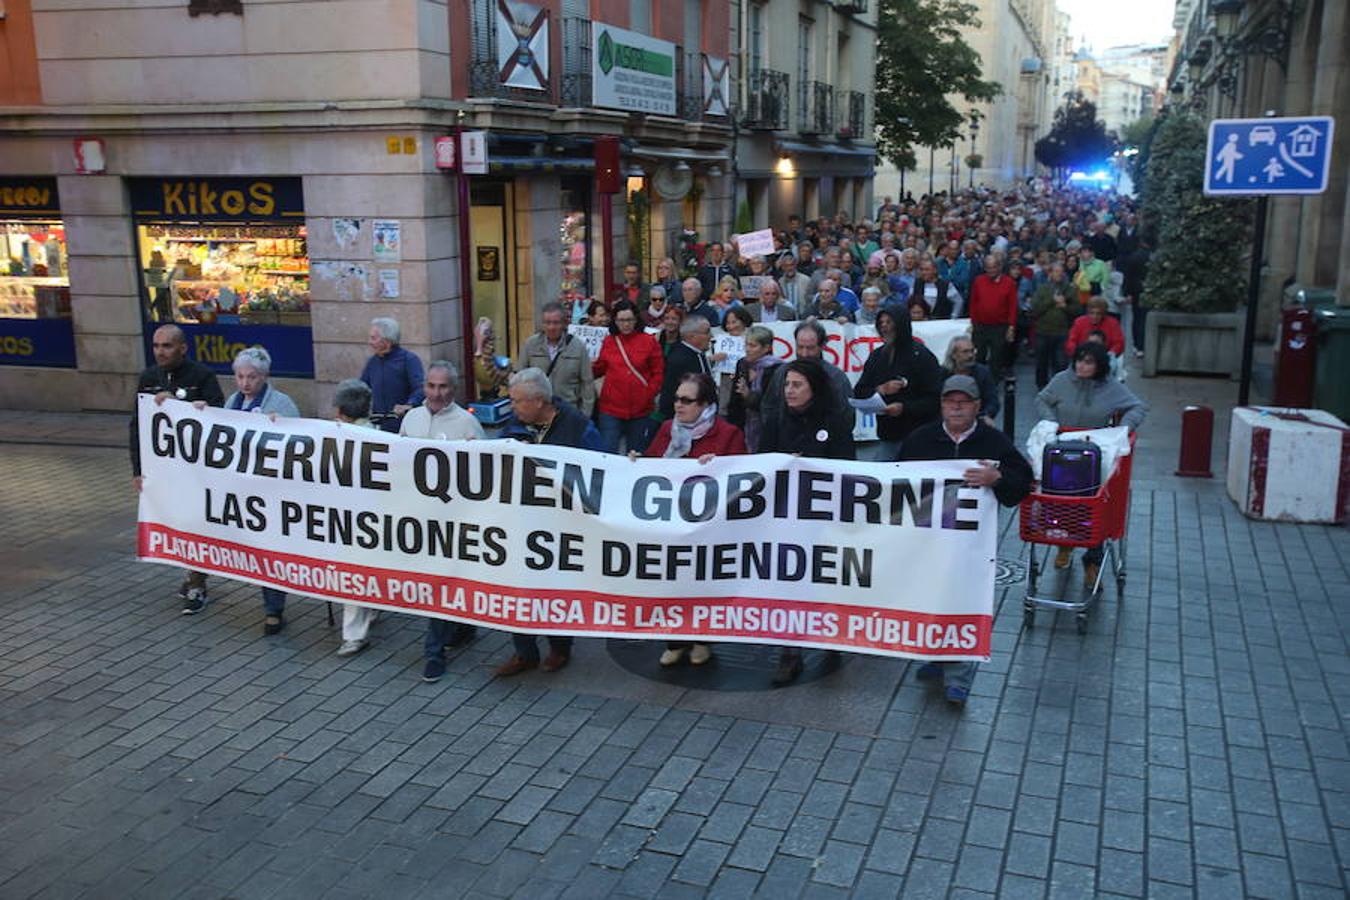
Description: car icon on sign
xmin=1249 ymin=126 xmax=1277 ymax=146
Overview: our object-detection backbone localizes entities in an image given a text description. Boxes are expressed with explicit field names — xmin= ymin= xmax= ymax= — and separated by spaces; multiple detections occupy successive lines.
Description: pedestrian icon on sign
xmin=1214 ymin=134 xmax=1244 ymax=184
xmin=1262 ymin=157 xmax=1285 ymax=183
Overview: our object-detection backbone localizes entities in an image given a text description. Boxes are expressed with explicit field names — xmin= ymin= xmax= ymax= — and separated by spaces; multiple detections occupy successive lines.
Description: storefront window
xmin=0 ymin=178 xmax=75 ymax=368
xmin=130 ymin=177 xmax=314 ymax=378
xmin=559 ymin=177 xmax=591 ymax=312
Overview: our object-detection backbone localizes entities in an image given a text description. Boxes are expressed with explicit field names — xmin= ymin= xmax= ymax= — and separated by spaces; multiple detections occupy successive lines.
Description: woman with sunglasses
xmin=640 ymin=372 xmax=747 ymax=667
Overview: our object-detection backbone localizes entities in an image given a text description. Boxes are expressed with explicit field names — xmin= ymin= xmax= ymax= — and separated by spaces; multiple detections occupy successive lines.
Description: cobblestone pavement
xmin=1 ymin=368 xmax=1347 ymax=899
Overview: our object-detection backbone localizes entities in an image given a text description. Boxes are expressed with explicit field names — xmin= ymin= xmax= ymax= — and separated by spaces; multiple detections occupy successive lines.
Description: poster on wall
xmin=372 ymin=220 xmax=401 ymax=263
xmin=476 ymin=246 xmax=501 ymax=281
xmin=378 ymin=269 xmax=400 ymax=299
xmin=592 ymin=24 xmax=676 ymax=116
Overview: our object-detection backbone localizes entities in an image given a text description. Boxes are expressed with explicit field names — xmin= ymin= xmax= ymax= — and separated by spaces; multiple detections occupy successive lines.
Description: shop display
xmin=2 ymin=221 xmax=70 ymax=320
xmin=138 ymin=224 xmax=310 ymax=326
xmin=559 ymin=209 xmax=588 ymax=304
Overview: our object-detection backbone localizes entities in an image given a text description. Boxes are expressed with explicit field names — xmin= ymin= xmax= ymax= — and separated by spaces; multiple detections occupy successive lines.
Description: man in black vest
xmin=495 ymin=368 xmax=606 ymax=676
xmin=130 ymin=324 xmax=225 ymax=614
xmin=696 ymin=241 xmax=738 ymax=300
xmin=899 ymin=375 xmax=1033 ymax=708
xmin=911 ymin=259 xmax=964 ymax=319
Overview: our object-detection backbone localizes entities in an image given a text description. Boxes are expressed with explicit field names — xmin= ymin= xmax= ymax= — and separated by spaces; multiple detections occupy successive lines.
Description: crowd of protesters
xmin=130 ymin=183 xmax=1149 ymax=708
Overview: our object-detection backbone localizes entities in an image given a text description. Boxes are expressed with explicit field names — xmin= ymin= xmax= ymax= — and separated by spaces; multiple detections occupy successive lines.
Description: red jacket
xmin=1064 ymin=314 xmax=1126 ymax=356
xmin=968 ymin=273 xmax=1019 ymax=326
xmin=645 ymin=416 xmax=748 ymax=458
xmin=593 ymin=330 xmax=664 ymax=419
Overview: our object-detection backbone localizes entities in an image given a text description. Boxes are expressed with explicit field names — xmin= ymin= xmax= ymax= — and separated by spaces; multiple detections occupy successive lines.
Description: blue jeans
xmin=424 ymin=619 xmax=476 ymax=661
xmin=942 ymin=661 xmax=978 ymax=692
xmin=597 ymin=413 xmax=652 ymax=454
xmin=513 ymin=634 xmax=573 ymax=663
xmin=261 ymin=588 xmax=286 ymax=616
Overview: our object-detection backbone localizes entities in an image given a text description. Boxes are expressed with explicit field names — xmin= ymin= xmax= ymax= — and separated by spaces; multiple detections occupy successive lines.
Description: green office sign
xmin=591 ymin=24 xmax=677 ymax=116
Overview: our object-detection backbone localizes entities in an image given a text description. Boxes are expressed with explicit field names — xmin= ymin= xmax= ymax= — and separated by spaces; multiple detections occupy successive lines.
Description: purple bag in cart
xmin=1040 ymin=439 xmax=1102 ymax=496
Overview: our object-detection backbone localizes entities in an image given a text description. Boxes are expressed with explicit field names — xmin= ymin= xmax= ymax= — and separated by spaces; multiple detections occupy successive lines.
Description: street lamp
xmin=968 ymin=118 xmax=980 ymax=188
xmin=1212 ymin=0 xmax=1243 ymax=40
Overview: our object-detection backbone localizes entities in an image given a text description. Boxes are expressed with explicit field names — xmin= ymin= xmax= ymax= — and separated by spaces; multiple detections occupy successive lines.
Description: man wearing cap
xmin=898 ymin=374 xmax=1033 ymax=707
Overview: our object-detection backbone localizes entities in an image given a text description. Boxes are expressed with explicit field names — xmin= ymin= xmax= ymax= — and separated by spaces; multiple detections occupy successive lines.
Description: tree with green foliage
xmin=1118 ymin=115 xmax=1158 ymax=187
xmin=1138 ymin=110 xmax=1253 ymax=313
xmin=1035 ymin=92 xmax=1118 ymax=183
xmin=873 ymin=0 xmax=1002 ymax=175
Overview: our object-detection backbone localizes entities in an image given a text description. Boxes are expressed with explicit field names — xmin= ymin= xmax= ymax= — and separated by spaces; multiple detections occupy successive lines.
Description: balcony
xmin=833 ymin=0 xmax=868 ymax=13
xmin=798 ymin=80 xmax=834 ymax=135
xmin=559 ymin=16 xmax=592 ymax=108
xmin=836 ymin=89 xmax=865 ymax=139
xmin=677 ymin=49 xmax=703 ymax=120
xmin=743 ymin=69 xmax=790 ymax=131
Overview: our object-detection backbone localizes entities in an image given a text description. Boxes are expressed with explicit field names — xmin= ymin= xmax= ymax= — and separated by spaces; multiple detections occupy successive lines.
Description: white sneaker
xmin=659 ymin=647 xmax=686 ymax=667
xmin=689 ymin=644 xmax=712 ymax=665
xmin=336 ymin=639 xmax=369 ymax=657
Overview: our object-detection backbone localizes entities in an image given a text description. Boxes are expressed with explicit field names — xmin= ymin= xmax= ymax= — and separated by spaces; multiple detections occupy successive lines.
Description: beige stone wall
xmin=32 ymin=0 xmax=451 ymax=106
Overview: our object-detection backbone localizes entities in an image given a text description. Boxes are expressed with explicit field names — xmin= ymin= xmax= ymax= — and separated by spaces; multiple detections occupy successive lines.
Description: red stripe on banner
xmin=1249 ymin=425 xmax=1269 ymax=517
xmin=137 ymin=522 xmax=991 ymax=659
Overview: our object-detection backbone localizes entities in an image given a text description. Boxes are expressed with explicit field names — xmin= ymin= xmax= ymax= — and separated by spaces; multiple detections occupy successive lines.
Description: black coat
xmin=697 ymin=263 xmax=738 ymax=299
xmin=759 ymin=406 xmax=856 ymax=460
xmin=852 ymin=311 xmax=944 ymax=443
xmin=129 ymin=357 xmax=225 ymax=476
xmin=898 ymin=421 xmax=1033 ymax=508
xmin=658 ymin=342 xmax=712 ymax=419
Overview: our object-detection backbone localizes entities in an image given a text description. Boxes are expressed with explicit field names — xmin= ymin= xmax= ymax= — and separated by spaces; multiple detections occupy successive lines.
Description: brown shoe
xmin=1054 ymin=547 xmax=1073 ymax=569
xmin=494 ymin=655 xmax=538 ymax=677
xmin=1083 ymin=563 xmax=1101 ymax=591
xmin=540 ymin=651 xmax=571 ymax=672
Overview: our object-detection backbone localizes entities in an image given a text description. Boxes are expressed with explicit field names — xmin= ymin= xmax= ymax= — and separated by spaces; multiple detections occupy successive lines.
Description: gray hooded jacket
xmin=1035 ymin=370 xmax=1148 ymax=431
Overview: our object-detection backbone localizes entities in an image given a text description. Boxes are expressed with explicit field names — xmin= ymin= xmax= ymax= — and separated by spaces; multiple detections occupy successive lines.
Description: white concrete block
xmin=1227 ymin=406 xmax=1349 ymax=524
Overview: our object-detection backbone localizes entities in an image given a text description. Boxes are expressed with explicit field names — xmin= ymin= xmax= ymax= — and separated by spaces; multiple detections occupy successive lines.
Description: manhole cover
xmin=606 ymin=639 xmax=848 ymax=691
xmin=996 ymin=557 xmax=1027 ymax=585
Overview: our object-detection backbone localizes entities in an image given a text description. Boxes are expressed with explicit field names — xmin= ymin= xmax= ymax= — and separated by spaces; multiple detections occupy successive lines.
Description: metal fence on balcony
xmin=798 ymin=80 xmax=834 ymax=134
xmin=743 ymin=69 xmax=790 ymax=130
xmin=677 ymin=49 xmax=704 ymax=120
xmin=560 ymin=16 xmax=592 ymax=108
xmin=836 ymin=89 xmax=865 ymax=139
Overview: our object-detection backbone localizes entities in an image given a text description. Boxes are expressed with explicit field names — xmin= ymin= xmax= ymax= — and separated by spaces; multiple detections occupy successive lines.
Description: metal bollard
xmin=1175 ymin=405 xmax=1214 ymax=477
xmin=1002 ymin=375 xmax=1017 ymax=439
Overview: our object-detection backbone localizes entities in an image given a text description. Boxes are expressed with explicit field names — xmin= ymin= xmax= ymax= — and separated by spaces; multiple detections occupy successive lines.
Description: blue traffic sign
xmin=1204 ymin=116 xmax=1335 ymax=196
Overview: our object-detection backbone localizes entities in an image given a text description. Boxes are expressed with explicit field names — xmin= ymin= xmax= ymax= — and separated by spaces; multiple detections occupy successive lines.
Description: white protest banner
xmin=137 ymin=398 xmax=997 ymax=660
xmin=710 ymin=333 xmax=744 ymax=375
xmin=740 ymin=275 xmax=771 ymax=299
xmin=709 ymin=318 xmax=971 ymax=440
xmin=567 ymin=323 xmax=610 ymax=360
xmin=737 ymin=228 xmax=776 ymax=258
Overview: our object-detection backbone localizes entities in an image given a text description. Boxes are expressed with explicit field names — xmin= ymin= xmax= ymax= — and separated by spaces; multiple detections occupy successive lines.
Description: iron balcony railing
xmin=742 ymin=69 xmax=790 ymax=130
xmin=469 ymin=0 xmax=556 ymax=101
xmin=798 ymin=80 xmax=834 ymax=134
xmin=836 ymin=89 xmax=865 ymax=139
xmin=677 ymin=49 xmax=704 ymax=120
xmin=559 ymin=16 xmax=592 ymax=108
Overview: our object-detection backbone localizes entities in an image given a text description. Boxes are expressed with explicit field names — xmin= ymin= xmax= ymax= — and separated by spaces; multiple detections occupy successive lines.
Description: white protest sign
xmin=710 ymin=333 xmax=744 ymax=375
xmin=137 ymin=398 xmax=997 ymax=660
xmin=737 ymin=228 xmax=776 ymax=258
xmin=567 ymin=323 xmax=610 ymax=360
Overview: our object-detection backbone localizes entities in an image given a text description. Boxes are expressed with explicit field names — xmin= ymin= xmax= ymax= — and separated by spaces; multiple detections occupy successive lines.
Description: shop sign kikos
xmin=137 ymin=398 xmax=998 ymax=660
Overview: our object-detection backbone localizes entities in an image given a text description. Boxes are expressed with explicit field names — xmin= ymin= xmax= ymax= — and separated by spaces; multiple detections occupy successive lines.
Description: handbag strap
xmin=545 ymin=334 xmax=571 ymax=378
xmin=614 ymin=335 xmax=648 ymax=387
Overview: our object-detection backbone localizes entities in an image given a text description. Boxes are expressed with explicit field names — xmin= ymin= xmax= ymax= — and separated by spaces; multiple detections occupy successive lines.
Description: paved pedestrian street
xmin=1 ymin=373 xmax=1347 ymax=899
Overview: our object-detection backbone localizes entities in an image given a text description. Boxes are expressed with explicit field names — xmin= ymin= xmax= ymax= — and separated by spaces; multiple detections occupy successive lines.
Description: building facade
xmin=1169 ymin=0 xmax=1350 ymax=335
xmin=0 ymin=0 xmax=735 ymax=413
xmin=873 ymin=0 xmax=1059 ymax=198
xmin=732 ymin=0 xmax=877 ymax=228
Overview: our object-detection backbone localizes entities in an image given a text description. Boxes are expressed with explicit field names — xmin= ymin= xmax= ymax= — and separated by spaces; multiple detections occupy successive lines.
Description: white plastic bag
xmin=1026 ymin=420 xmax=1132 ymax=481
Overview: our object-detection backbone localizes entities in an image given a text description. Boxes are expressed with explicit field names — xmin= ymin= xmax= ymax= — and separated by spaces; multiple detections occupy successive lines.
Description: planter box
xmin=1143 ymin=310 xmax=1245 ymax=379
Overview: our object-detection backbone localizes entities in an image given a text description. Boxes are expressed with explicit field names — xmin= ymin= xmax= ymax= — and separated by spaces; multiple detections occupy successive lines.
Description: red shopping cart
xmin=1018 ymin=432 xmax=1136 ymax=633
